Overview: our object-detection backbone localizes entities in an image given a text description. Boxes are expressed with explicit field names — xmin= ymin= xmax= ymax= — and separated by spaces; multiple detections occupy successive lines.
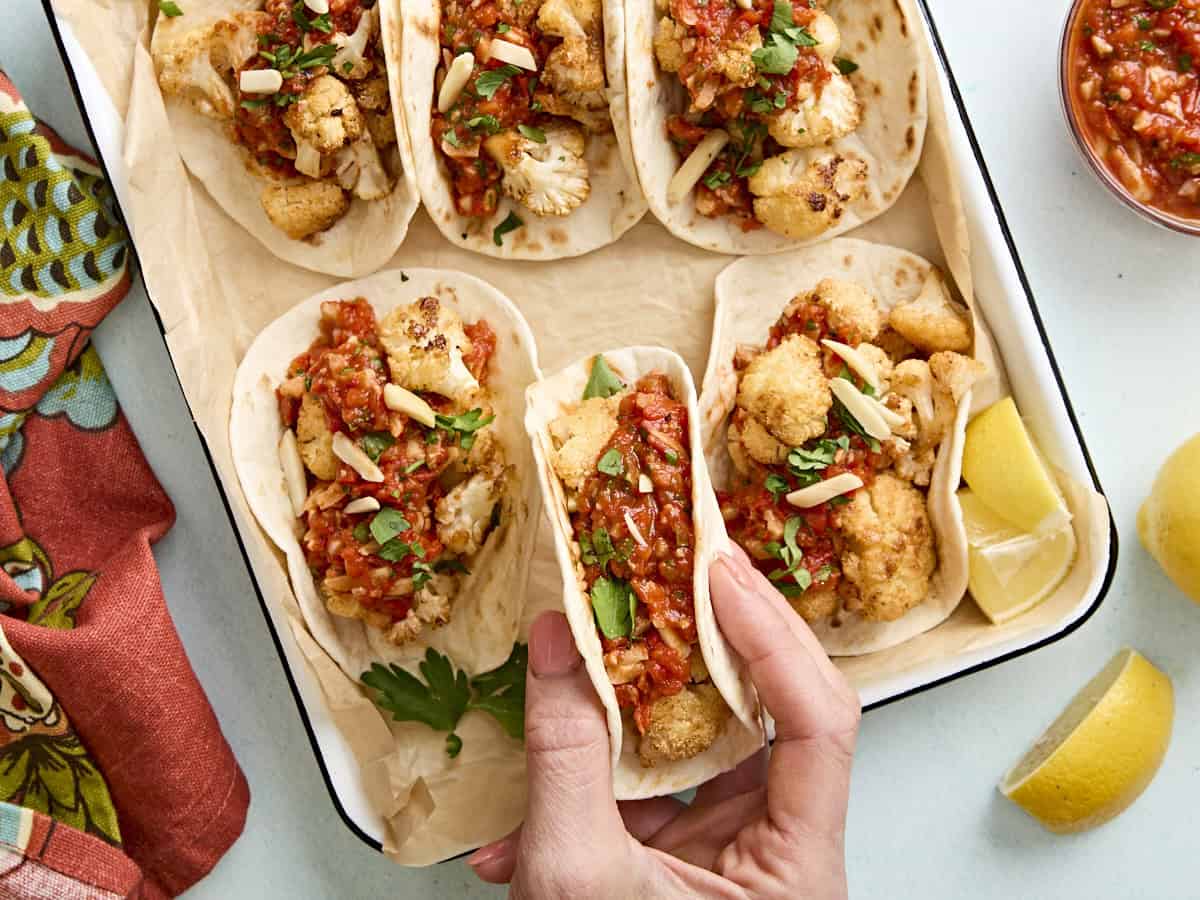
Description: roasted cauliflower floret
xmin=653 ymin=16 xmax=688 ymax=73
xmin=809 ymin=279 xmax=884 ymax=345
xmin=727 ymin=410 xmax=789 ymax=474
xmin=837 ymin=473 xmax=936 ymax=622
xmin=539 ymin=0 xmax=605 ymax=96
xmin=413 ymin=574 xmax=456 ymax=625
xmin=930 ymin=351 xmax=985 ymax=404
xmin=497 ymin=0 xmax=543 ymax=28
xmin=484 ymin=124 xmax=591 ymax=217
xmin=379 ymin=297 xmax=480 ymax=402
xmin=334 ymin=136 xmax=393 ymax=200
xmin=260 ymin=181 xmax=349 ymax=240
xmin=296 ymin=392 xmax=338 ymax=480
xmin=549 ymin=396 xmax=620 ymax=492
xmin=886 ymin=355 xmax=981 ymax=486
xmin=285 ymin=75 xmax=365 ymax=156
xmin=638 ymin=683 xmax=730 ymax=767
xmin=711 ymin=28 xmax=762 ymax=92
xmin=749 ymin=152 xmax=868 ymax=240
xmin=737 ymin=334 xmax=831 ymax=447
xmin=875 ymin=327 xmax=919 ymax=364
xmin=436 ymin=469 xmax=504 ymax=555
xmin=789 ymin=583 xmax=839 ymax=623
xmin=809 ymin=11 xmax=842 ymax=62
xmin=331 ymin=5 xmax=377 ymax=80
xmin=767 ymin=72 xmax=861 ymax=149
xmin=351 ymin=76 xmax=390 ymax=112
xmin=153 ymin=12 xmax=264 ymax=119
xmin=534 ymin=89 xmax=612 ymax=133
xmin=888 ymin=272 xmax=974 ymax=354
xmin=853 ymin=342 xmax=893 ymax=395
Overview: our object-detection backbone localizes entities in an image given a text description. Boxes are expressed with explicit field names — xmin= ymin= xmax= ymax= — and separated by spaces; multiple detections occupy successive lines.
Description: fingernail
xmin=466 ymin=837 xmax=510 ymax=868
xmin=529 ymin=611 xmax=582 ymax=677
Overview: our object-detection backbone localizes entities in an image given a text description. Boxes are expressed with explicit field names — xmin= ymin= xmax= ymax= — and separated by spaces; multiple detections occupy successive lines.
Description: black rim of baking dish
xmin=39 ymin=0 xmax=1119 ymax=858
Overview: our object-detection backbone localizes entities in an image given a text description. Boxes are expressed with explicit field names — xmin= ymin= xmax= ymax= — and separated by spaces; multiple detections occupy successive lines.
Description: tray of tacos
xmin=45 ymin=0 xmax=1115 ymax=867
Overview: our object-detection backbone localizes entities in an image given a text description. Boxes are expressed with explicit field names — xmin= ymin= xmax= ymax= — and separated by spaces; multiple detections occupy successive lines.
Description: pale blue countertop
xmin=4 ymin=1 xmax=1199 ymax=897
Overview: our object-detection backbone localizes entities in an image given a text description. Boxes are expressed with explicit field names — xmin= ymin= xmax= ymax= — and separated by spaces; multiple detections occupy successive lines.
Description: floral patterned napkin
xmin=0 ymin=72 xmax=248 ymax=898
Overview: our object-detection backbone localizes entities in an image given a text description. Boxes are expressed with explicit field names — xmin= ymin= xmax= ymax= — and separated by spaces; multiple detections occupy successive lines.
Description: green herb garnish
xmin=766 ymin=517 xmax=812 ymax=596
xmin=467 ymin=114 xmax=502 ymax=134
xmin=597 ymin=449 xmax=624 ymax=477
xmin=765 ymin=473 xmax=790 ymax=499
xmin=590 ymin=577 xmax=635 ymax=639
xmin=834 ymin=56 xmax=859 ymax=75
xmin=492 ymin=210 xmax=524 ymax=246
xmin=518 ymin=124 xmax=546 ymax=143
xmin=435 ymin=408 xmax=495 ymax=450
xmin=664 ymin=449 xmax=679 ymax=465
xmin=476 ymin=64 xmax=520 ymax=99
xmin=360 ymin=431 xmax=395 ymax=462
xmin=582 ymin=355 xmax=626 ymax=400
xmin=158 ymin=0 xmax=183 ymax=16
xmin=370 ymin=508 xmax=411 ymax=545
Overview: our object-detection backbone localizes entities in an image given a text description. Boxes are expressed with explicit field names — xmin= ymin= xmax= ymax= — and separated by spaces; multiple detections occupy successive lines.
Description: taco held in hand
xmin=151 ymin=0 xmax=419 ymax=275
xmin=527 ymin=350 xmax=763 ymax=798
xmin=626 ymin=0 xmax=927 ymax=253
xmin=400 ymin=0 xmax=646 ymax=257
xmin=702 ymin=241 xmax=984 ymax=655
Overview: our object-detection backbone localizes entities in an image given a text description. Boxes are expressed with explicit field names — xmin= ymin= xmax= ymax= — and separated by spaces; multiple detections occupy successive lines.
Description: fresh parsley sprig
xmin=435 ymin=408 xmax=494 ymax=450
xmin=582 ymin=355 xmax=625 ymax=400
xmin=591 ymin=576 xmax=638 ymax=639
xmin=765 ymin=516 xmax=812 ymax=597
xmin=362 ymin=645 xmax=528 ymax=757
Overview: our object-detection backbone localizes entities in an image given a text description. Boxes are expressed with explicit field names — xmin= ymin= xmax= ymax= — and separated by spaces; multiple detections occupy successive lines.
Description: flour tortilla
xmin=625 ymin=0 xmax=928 ymax=254
xmin=526 ymin=347 xmax=764 ymax=800
xmin=699 ymin=239 xmax=974 ymax=655
xmin=151 ymin=0 xmax=420 ymax=277
xmin=230 ymin=269 xmax=542 ymax=682
xmin=397 ymin=0 xmax=647 ymax=259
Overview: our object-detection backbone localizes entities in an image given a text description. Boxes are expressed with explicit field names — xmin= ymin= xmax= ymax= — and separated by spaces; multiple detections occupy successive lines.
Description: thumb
xmin=521 ymin=611 xmax=624 ymax=855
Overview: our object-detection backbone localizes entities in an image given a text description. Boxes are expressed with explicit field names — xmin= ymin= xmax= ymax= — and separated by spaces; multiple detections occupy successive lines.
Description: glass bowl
xmin=1058 ymin=0 xmax=1200 ymax=237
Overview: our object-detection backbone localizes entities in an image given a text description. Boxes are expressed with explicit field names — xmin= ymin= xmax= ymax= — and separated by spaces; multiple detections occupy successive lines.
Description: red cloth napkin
xmin=0 ymin=72 xmax=248 ymax=897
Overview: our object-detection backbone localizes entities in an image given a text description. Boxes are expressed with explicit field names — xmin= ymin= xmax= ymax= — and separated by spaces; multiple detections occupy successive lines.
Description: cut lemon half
xmin=1138 ymin=433 xmax=1200 ymax=603
xmin=958 ymin=489 xmax=1075 ymax=624
xmin=1000 ymin=649 xmax=1173 ymax=834
xmin=962 ymin=397 xmax=1069 ymax=535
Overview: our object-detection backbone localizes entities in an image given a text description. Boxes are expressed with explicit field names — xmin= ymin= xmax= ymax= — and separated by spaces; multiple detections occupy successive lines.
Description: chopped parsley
xmin=785 ymin=436 xmax=848 ymax=486
xmin=497 ymin=22 xmax=511 ymax=33
xmin=753 ymin=0 xmax=818 ymax=75
xmin=158 ymin=0 xmax=183 ymax=16
xmin=1147 ymin=0 xmax=1177 ymax=9
xmin=434 ymin=408 xmax=494 ymax=450
xmin=582 ymin=355 xmax=626 ymax=400
xmin=492 ymin=210 xmax=523 ymax=246
xmin=1136 ymin=16 xmax=1153 ymax=30
xmin=260 ymin=42 xmax=337 ymax=77
xmin=475 ymin=65 xmax=520 ymax=100
xmin=443 ymin=128 xmax=462 ymax=148
xmin=292 ymin=1 xmax=332 ymax=33
xmin=369 ymin=508 xmax=411 ymax=545
xmin=360 ymin=431 xmax=395 ymax=462
xmin=1139 ymin=40 xmax=1157 ymax=52
xmin=352 ymin=522 xmax=371 ymax=543
xmin=467 ymin=114 xmax=502 ymax=134
xmin=834 ymin=56 xmax=859 ymax=76
xmin=765 ymin=517 xmax=812 ymax=597
xmin=580 ymin=526 xmax=625 ymax=572
xmin=1171 ymin=152 xmax=1200 ymax=170
xmin=664 ymin=449 xmax=679 ymax=465
xmin=704 ymin=170 xmax=733 ymax=189
xmin=590 ymin=577 xmax=637 ymax=639
xmin=832 ymin=398 xmax=881 ymax=452
xmin=765 ymin=473 xmax=790 ymax=499
xmin=404 ymin=459 xmax=426 ymax=474
xmin=597 ymin=449 xmax=624 ymax=477
xmin=518 ymin=124 xmax=546 ymax=143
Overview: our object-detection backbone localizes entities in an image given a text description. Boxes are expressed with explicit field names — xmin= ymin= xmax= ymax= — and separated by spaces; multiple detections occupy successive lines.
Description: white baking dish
xmin=42 ymin=0 xmax=1116 ymax=852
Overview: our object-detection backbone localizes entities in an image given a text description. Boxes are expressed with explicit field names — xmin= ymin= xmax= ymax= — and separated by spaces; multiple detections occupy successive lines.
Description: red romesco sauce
xmin=1069 ymin=0 xmax=1200 ymax=218
xmin=277 ymin=298 xmax=495 ymax=625
xmin=573 ymin=374 xmax=695 ymax=733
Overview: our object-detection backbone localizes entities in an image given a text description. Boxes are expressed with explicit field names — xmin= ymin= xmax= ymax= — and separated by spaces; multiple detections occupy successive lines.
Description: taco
xmin=625 ymin=0 xmax=927 ymax=253
xmin=151 ymin=0 xmax=419 ymax=276
xmin=699 ymin=239 xmax=986 ymax=655
xmin=526 ymin=348 xmax=763 ymax=798
xmin=398 ymin=0 xmax=647 ymax=258
xmin=230 ymin=269 xmax=541 ymax=682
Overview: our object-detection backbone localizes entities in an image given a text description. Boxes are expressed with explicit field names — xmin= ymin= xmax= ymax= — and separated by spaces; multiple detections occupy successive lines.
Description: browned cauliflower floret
xmin=789 ymin=583 xmax=839 ymax=623
xmin=333 ymin=135 xmax=394 ymax=200
xmin=810 ymin=279 xmax=884 ymax=344
xmin=653 ymin=16 xmax=688 ymax=73
xmin=497 ymin=0 xmax=544 ymax=28
xmin=854 ymin=342 xmax=893 ymax=394
xmin=875 ymin=327 xmax=919 ymax=363
xmin=260 ymin=181 xmax=350 ymax=239
xmin=380 ymin=297 xmax=480 ymax=403
xmin=351 ymin=77 xmax=390 ymax=111
xmin=484 ymin=124 xmax=591 ymax=217
xmin=435 ymin=469 xmax=504 ymax=555
xmin=638 ymin=683 xmax=730 ymax=767
xmin=768 ymin=72 xmax=860 ymax=149
xmin=809 ymin=11 xmax=842 ymax=61
xmin=888 ymin=271 xmax=974 ymax=354
xmin=737 ymin=334 xmax=831 ymax=447
xmin=153 ymin=12 xmax=264 ymax=119
xmin=284 ymin=75 xmax=365 ymax=158
xmin=887 ymin=354 xmax=981 ymax=486
xmin=930 ymin=351 xmax=985 ymax=403
xmin=533 ymin=89 xmax=612 ymax=133
xmin=296 ymin=392 xmax=337 ymax=480
xmin=749 ymin=152 xmax=868 ymax=240
xmin=837 ymin=473 xmax=936 ymax=622
xmin=365 ymin=112 xmax=397 ymax=148
xmin=549 ymin=396 xmax=620 ymax=492
xmin=711 ymin=28 xmax=761 ymax=92
xmin=727 ymin=410 xmax=789 ymax=474
xmin=331 ymin=5 xmax=378 ymax=80
xmin=539 ymin=0 xmax=605 ymax=96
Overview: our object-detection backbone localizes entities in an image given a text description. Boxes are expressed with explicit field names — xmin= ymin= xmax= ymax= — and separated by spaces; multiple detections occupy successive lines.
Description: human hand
xmin=467 ymin=546 xmax=862 ymax=899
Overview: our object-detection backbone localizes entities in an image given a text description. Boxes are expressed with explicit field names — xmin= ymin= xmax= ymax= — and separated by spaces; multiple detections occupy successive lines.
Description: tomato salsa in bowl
xmin=1061 ymin=0 xmax=1200 ymax=233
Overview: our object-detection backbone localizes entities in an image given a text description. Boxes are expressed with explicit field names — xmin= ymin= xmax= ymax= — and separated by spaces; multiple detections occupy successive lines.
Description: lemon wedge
xmin=962 ymin=397 xmax=1069 ymax=535
xmin=1000 ymin=649 xmax=1173 ymax=834
xmin=1138 ymin=433 xmax=1200 ymax=603
xmin=958 ymin=489 xmax=1075 ymax=624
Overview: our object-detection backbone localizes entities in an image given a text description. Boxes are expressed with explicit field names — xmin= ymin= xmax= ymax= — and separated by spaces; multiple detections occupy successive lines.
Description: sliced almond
xmin=279 ymin=430 xmax=308 ymax=518
xmin=303 ymin=0 xmax=329 ymax=12
xmin=638 ymin=473 xmax=654 ymax=494
xmin=829 ymin=378 xmax=891 ymax=440
xmin=344 ymin=496 xmax=381 ymax=515
xmin=437 ymin=51 xmax=475 ymax=113
xmin=295 ymin=140 xmax=322 ymax=179
xmin=240 ymin=69 xmax=283 ymax=94
xmin=488 ymin=39 xmax=537 ymax=71
xmin=624 ymin=510 xmax=647 ymax=548
xmin=658 ymin=624 xmax=691 ymax=658
xmin=786 ymin=472 xmax=864 ymax=509
xmin=383 ymin=383 xmax=437 ymax=428
xmin=871 ymin=395 xmax=907 ymax=429
xmin=332 ymin=431 xmax=385 ymax=482
xmin=822 ymin=339 xmax=880 ymax=393
xmin=668 ymin=129 xmax=729 ymax=205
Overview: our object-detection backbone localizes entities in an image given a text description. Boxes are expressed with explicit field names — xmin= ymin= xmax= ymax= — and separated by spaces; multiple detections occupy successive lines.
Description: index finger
xmin=709 ymin=553 xmax=859 ymax=836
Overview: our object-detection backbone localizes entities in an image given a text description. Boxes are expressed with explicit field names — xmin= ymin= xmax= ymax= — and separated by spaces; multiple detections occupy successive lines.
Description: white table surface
xmin=4 ymin=1 xmax=1198 ymax=896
